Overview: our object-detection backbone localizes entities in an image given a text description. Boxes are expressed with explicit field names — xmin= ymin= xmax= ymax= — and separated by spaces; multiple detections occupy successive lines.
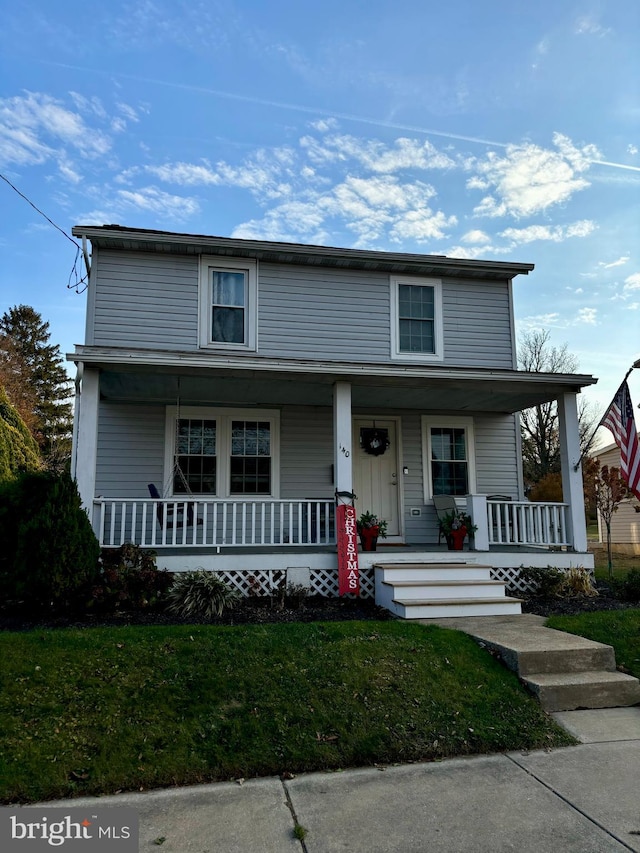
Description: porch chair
xmin=433 ymin=494 xmax=458 ymax=545
xmin=147 ymin=483 xmax=200 ymax=527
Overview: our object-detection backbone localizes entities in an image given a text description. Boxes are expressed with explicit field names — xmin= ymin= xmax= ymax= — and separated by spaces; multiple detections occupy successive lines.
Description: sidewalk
xmin=35 ymin=708 xmax=640 ymax=852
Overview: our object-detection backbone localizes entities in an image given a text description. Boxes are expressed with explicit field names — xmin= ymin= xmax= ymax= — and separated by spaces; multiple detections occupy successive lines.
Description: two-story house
xmin=69 ymin=225 xmax=596 ymax=616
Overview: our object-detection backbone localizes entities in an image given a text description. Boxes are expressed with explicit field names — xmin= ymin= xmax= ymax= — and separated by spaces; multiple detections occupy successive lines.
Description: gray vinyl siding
xmin=280 ymin=406 xmax=334 ymax=498
xmin=92 ymin=250 xmax=199 ymax=349
xmin=90 ymin=251 xmax=514 ymax=368
xmin=95 ymin=402 xmax=165 ymax=497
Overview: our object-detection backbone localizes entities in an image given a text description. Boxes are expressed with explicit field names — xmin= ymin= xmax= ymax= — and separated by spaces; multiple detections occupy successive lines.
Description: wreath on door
xmin=360 ymin=428 xmax=390 ymax=456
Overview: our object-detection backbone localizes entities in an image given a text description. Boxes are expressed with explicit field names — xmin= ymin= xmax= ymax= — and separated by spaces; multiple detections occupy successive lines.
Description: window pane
xmin=212 ymin=271 xmax=246 ymax=307
xmin=212 ymin=306 xmax=244 ymax=343
xmin=230 ymin=457 xmax=271 ymax=494
xmin=431 ymin=427 xmax=468 ymax=496
xmin=173 ymin=419 xmax=216 ymax=494
xmin=229 ymin=421 xmax=271 ymax=494
xmin=398 ymin=284 xmax=435 ymax=354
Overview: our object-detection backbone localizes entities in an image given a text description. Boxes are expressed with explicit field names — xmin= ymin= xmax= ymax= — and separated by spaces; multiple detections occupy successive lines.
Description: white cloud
xmin=460 ymin=229 xmax=491 ymax=244
xmin=624 ymin=273 xmax=640 ymax=291
xmin=600 ymin=255 xmax=630 ymax=268
xmin=469 ymin=134 xmax=601 ymax=218
xmin=575 ymin=15 xmax=610 ymax=37
xmin=308 ymin=118 xmax=338 ymax=132
xmin=148 ymin=149 xmax=295 ymax=199
xmin=575 ymin=307 xmax=597 ymax=325
xmin=148 ymin=161 xmax=220 ymax=185
xmin=628 ymin=145 xmax=638 ymax=156
xmin=0 ymin=91 xmax=111 ymax=167
xmin=302 ymin=134 xmax=455 ymax=173
xmin=499 ymin=220 xmax=596 ymax=244
xmin=116 ymin=186 xmax=200 ymax=219
xmin=519 ymin=313 xmax=562 ymax=331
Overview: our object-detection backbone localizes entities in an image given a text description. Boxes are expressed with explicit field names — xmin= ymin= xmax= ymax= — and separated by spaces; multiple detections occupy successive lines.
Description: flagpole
xmin=572 ymin=362 xmax=637 ymax=471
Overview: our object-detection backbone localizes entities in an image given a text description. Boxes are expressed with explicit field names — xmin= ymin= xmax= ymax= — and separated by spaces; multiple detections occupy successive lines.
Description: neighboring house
xmin=69 ymin=225 xmax=596 ymax=612
xmin=591 ymin=442 xmax=640 ymax=555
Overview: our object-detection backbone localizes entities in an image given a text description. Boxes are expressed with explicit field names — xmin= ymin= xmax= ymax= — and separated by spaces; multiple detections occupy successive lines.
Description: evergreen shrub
xmin=92 ymin=544 xmax=174 ymax=611
xmin=0 ymin=472 xmax=100 ymax=612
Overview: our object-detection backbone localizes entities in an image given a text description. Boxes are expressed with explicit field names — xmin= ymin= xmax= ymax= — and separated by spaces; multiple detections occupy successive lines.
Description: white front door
xmin=352 ymin=418 xmax=401 ymax=538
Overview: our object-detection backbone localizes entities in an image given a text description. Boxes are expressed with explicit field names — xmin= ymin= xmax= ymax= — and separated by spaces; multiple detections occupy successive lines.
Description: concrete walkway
xmin=34 ymin=709 xmax=640 ymax=852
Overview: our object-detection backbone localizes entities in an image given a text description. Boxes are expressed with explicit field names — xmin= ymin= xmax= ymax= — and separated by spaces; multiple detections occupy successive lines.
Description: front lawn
xmin=0 ymin=621 xmax=574 ymax=803
xmin=547 ymin=610 xmax=640 ymax=679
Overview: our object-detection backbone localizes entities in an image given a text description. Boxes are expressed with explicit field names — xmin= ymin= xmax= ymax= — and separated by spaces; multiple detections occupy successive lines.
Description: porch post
xmin=557 ymin=391 xmax=588 ymax=552
xmin=333 ymin=381 xmax=353 ymax=495
xmin=74 ymin=365 xmax=100 ymax=517
xmin=466 ymin=495 xmax=489 ymax=551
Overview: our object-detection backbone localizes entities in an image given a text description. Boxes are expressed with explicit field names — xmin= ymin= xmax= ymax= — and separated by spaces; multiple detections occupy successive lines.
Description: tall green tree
xmin=0 ymin=305 xmax=73 ymax=468
xmin=0 ymin=388 xmax=42 ymax=481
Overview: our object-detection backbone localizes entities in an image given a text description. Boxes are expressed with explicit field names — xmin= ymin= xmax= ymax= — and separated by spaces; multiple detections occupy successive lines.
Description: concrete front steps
xmin=427 ymin=614 xmax=640 ymax=712
xmin=374 ymin=562 xmax=523 ymax=619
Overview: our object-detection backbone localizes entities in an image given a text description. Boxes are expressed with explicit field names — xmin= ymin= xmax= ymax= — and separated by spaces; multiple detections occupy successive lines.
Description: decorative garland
xmin=360 ymin=428 xmax=390 ymax=456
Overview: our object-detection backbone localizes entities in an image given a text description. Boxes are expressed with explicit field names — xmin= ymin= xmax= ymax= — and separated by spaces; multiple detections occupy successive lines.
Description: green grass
xmin=547 ymin=610 xmax=640 ymax=679
xmin=0 ymin=621 xmax=574 ymax=803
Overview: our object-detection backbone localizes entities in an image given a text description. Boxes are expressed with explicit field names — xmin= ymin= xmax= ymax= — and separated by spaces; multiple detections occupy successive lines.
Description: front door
xmin=352 ymin=418 xmax=401 ymax=539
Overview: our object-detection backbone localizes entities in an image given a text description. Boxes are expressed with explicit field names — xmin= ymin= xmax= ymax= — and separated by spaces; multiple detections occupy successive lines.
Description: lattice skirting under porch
xmin=211 ymin=567 xmax=375 ymax=599
xmin=489 ymin=566 xmax=534 ymax=595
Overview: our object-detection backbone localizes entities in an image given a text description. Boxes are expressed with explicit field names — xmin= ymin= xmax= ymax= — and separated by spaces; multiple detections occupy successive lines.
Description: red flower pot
xmin=359 ymin=525 xmax=380 ymax=551
xmin=447 ymin=526 xmax=467 ymax=551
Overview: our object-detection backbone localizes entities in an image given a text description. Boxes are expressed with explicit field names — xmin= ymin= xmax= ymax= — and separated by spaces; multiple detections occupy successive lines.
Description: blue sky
xmin=1 ymin=0 xmax=639 ymax=438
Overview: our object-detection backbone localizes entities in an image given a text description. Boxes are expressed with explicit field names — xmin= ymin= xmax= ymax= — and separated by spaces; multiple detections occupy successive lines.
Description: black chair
xmin=148 ymin=483 xmax=198 ymax=527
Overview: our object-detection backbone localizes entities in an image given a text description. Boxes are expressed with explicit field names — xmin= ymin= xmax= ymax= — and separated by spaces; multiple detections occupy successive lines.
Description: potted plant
xmin=438 ymin=510 xmax=478 ymax=551
xmin=356 ymin=511 xmax=388 ymax=552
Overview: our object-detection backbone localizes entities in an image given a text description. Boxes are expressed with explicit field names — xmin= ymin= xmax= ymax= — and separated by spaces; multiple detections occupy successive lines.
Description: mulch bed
xmin=0 ymin=595 xmax=394 ymax=632
xmin=2 ymin=585 xmax=638 ymax=632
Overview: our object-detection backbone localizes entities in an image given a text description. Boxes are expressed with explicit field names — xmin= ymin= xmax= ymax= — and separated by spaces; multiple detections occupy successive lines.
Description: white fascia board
xmin=67 ymin=345 xmax=598 ymax=389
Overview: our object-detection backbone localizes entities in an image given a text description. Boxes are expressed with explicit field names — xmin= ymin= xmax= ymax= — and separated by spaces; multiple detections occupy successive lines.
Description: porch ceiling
xmin=81 ymin=352 xmax=597 ymax=413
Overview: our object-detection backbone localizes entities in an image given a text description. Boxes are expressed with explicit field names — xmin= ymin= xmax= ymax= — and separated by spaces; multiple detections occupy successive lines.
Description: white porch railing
xmin=95 ymin=498 xmax=335 ymax=548
xmin=486 ymin=499 xmax=569 ymax=547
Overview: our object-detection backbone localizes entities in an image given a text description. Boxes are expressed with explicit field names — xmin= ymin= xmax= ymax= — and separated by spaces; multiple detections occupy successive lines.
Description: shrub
xmin=519 ymin=566 xmax=565 ymax=597
xmin=285 ymin=582 xmax=309 ymax=609
xmin=620 ymin=569 xmax=640 ymax=602
xmin=166 ymin=570 xmax=241 ymax=620
xmin=557 ymin=566 xmax=598 ymax=598
xmin=91 ymin=544 xmax=174 ymax=612
xmin=0 ymin=472 xmax=100 ymax=612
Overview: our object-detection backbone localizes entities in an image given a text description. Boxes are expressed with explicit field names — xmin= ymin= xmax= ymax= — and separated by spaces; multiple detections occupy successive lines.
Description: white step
xmin=391 ymin=597 xmax=523 ymax=619
xmin=374 ymin=563 xmax=493 ymax=582
xmin=382 ymin=579 xmax=508 ymax=600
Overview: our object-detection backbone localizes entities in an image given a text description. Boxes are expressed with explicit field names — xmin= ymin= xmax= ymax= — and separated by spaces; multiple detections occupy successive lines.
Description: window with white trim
xmin=422 ymin=416 xmax=476 ymax=500
xmin=199 ymin=257 xmax=257 ymax=351
xmin=390 ymin=276 xmax=443 ymax=361
xmin=165 ymin=407 xmax=279 ymax=497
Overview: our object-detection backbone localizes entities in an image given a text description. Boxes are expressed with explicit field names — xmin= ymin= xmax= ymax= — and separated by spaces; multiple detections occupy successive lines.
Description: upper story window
xmin=390 ymin=276 xmax=443 ymax=361
xmin=199 ymin=257 xmax=257 ymax=351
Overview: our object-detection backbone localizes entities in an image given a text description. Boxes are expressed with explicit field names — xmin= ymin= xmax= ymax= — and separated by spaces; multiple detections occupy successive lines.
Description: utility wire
xmin=0 ymin=172 xmax=88 ymax=292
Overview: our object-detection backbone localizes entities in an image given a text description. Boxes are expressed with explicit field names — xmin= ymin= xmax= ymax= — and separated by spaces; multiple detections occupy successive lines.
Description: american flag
xmin=600 ymin=380 xmax=640 ymax=501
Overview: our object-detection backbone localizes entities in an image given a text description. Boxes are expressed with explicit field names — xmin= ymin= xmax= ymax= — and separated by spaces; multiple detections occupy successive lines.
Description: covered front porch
xmin=72 ymin=348 xmax=596 ymax=600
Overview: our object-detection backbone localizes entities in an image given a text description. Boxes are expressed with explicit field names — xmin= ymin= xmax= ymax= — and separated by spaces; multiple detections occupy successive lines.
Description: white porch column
xmin=466 ymin=494 xmax=489 ymax=551
xmin=333 ymin=381 xmax=353 ymax=495
xmin=558 ymin=391 xmax=588 ymax=552
xmin=74 ymin=366 xmax=100 ymax=517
